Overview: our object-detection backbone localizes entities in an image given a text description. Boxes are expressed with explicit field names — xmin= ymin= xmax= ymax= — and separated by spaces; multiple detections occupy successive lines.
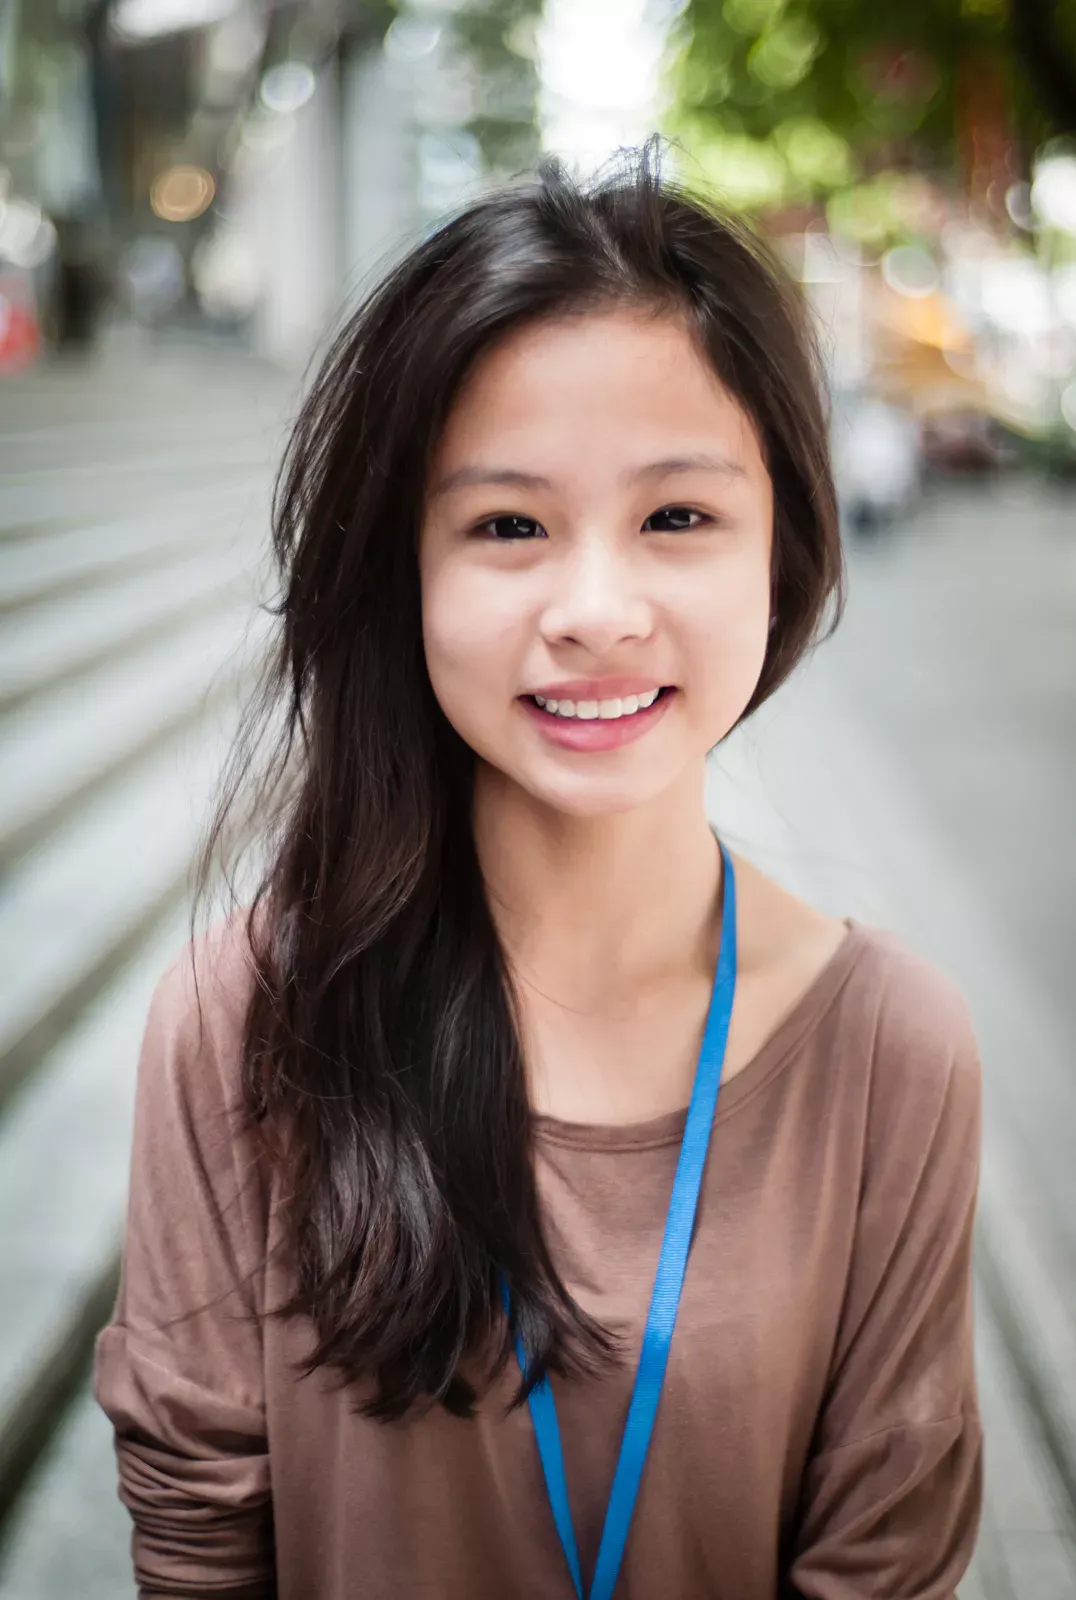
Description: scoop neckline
xmin=531 ymin=916 xmax=868 ymax=1152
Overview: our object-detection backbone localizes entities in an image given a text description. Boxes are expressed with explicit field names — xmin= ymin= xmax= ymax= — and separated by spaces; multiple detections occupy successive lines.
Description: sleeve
xmin=787 ymin=966 xmax=984 ymax=1599
xmin=93 ymin=925 xmax=275 ymax=1598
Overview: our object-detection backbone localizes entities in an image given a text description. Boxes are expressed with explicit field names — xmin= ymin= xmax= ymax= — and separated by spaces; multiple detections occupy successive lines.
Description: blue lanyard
xmin=504 ymin=841 xmax=737 ymax=1600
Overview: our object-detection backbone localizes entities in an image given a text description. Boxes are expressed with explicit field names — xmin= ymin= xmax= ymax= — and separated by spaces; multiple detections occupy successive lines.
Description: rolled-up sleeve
xmin=788 ymin=977 xmax=984 ymax=1598
xmin=94 ymin=924 xmax=275 ymax=1597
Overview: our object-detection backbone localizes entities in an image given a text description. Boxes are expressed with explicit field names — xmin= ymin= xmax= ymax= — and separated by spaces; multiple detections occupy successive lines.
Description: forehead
xmin=430 ymin=306 xmax=766 ymax=479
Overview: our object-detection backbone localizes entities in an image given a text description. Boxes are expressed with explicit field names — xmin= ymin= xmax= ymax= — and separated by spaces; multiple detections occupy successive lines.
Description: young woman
xmin=95 ymin=146 xmax=983 ymax=1599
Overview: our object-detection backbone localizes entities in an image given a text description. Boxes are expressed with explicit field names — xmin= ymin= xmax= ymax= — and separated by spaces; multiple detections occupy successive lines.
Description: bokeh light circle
xmin=150 ymin=165 xmax=215 ymax=223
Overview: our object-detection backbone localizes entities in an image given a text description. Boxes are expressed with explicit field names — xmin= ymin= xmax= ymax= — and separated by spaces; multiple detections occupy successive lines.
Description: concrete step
xmin=0 ymin=345 xmax=287 ymax=1543
xmin=0 ymin=910 xmax=189 ymax=1529
xmin=0 ymin=459 xmax=271 ymax=533
xmin=0 ymin=1387 xmax=136 ymax=1600
xmin=0 ymin=481 xmax=265 ymax=614
xmin=969 ymin=1287 xmax=1076 ymax=1597
xmin=0 ymin=543 xmax=262 ymax=717
xmin=0 ymin=605 xmax=267 ymax=870
xmin=0 ymin=709 xmax=241 ymax=1116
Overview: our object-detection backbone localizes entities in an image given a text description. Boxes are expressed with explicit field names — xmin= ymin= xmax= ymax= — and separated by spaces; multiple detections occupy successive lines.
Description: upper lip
xmin=524 ymin=678 xmax=670 ymax=700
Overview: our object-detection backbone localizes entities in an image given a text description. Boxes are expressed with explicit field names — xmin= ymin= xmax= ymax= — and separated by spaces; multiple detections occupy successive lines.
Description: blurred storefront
xmin=0 ymin=0 xmax=542 ymax=367
xmin=769 ymin=158 xmax=1076 ymax=520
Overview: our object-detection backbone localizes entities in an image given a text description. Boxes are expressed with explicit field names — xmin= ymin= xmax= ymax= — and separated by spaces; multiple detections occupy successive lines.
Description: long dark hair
xmin=200 ymin=140 xmax=844 ymax=1421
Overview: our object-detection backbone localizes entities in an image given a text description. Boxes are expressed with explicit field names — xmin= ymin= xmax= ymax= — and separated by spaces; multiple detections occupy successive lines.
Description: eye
xmin=475 ymin=514 xmax=547 ymax=541
xmin=643 ymin=505 xmax=711 ymax=533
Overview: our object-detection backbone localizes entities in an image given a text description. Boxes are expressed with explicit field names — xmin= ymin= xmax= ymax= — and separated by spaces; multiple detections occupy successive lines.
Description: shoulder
xmin=140 ymin=910 xmax=260 ymax=1124
xmin=845 ymin=922 xmax=980 ymax=1075
xmin=734 ymin=852 xmax=979 ymax=1121
xmin=122 ymin=912 xmax=274 ymax=1324
xmin=150 ymin=909 xmax=258 ymax=1028
xmin=836 ymin=922 xmax=982 ymax=1165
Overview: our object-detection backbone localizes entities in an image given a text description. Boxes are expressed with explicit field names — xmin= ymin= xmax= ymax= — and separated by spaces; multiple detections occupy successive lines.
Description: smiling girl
xmin=95 ymin=146 xmax=983 ymax=1599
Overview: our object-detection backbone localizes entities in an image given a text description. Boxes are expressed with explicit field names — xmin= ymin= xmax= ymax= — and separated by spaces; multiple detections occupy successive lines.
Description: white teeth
xmin=531 ymin=689 xmax=665 ymax=720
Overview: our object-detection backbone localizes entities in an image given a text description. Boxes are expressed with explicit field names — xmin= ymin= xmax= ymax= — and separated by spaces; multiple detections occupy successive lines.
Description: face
xmin=418 ymin=306 xmax=774 ymax=818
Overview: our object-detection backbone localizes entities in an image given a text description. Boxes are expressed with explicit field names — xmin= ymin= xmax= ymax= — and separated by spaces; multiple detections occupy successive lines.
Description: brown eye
xmin=643 ymin=506 xmax=708 ymax=532
xmin=479 ymin=515 xmax=547 ymax=541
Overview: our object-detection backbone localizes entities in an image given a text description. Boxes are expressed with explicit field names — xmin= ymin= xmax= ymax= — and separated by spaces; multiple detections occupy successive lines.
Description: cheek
xmin=682 ymin=548 xmax=770 ymax=655
xmin=420 ymin=559 xmax=525 ymax=721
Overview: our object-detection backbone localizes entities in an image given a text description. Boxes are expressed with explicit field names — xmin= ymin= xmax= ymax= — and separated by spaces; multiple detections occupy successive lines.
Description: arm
xmin=94 ymin=924 xmax=275 ymax=1597
xmin=787 ymin=972 xmax=983 ymax=1599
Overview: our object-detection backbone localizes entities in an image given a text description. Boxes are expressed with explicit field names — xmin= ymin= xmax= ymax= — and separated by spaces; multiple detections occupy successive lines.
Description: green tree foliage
xmin=670 ymin=0 xmax=1076 ymax=207
xmin=443 ymin=0 xmax=545 ymax=176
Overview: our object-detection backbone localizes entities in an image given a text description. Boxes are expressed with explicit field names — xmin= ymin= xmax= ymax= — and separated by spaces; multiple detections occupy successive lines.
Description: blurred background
xmin=0 ymin=0 xmax=1074 ymax=1595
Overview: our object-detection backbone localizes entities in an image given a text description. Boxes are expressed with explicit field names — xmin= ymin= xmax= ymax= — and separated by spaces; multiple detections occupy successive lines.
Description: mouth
xmin=522 ymin=686 xmax=675 ymax=722
xmin=518 ymin=685 xmax=677 ymax=751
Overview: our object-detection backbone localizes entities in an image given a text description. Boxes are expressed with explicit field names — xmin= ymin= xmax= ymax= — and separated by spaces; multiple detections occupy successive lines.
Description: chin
xmin=517 ymin=765 xmax=683 ymax=820
xmin=540 ymin=790 xmax=652 ymax=820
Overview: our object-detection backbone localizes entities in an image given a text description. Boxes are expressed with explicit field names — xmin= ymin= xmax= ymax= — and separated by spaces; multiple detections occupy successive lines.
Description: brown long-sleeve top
xmin=94 ymin=915 xmax=983 ymax=1599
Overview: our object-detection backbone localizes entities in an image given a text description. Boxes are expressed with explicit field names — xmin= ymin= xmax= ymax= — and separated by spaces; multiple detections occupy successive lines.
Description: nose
xmin=539 ymin=531 xmax=654 ymax=656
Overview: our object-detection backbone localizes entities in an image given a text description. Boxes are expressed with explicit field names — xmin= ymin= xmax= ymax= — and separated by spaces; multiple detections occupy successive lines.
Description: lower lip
xmin=519 ymin=690 xmax=675 ymax=752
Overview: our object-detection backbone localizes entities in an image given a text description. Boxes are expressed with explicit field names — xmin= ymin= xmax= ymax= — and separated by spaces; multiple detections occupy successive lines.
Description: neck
xmin=473 ymin=760 xmax=723 ymax=1003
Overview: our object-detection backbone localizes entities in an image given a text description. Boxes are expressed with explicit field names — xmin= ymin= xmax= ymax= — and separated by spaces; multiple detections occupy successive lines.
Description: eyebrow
xmin=428 ymin=453 xmax=746 ymax=499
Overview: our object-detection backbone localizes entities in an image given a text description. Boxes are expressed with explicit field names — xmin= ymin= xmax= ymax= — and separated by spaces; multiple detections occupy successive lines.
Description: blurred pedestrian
xmin=94 ymin=140 xmax=983 ymax=1600
xmin=49 ymin=213 xmax=107 ymax=354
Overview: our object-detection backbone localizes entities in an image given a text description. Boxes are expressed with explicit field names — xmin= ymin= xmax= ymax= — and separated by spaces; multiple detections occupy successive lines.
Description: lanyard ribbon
xmin=503 ymin=840 xmax=737 ymax=1600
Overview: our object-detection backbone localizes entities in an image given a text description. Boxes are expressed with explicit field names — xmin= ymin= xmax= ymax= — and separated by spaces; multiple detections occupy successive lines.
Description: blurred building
xmin=0 ymin=0 xmax=544 ymax=367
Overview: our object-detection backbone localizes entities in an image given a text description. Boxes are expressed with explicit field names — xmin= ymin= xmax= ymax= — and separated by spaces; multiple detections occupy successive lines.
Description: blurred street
xmin=0 ymin=346 xmax=1074 ymax=1597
